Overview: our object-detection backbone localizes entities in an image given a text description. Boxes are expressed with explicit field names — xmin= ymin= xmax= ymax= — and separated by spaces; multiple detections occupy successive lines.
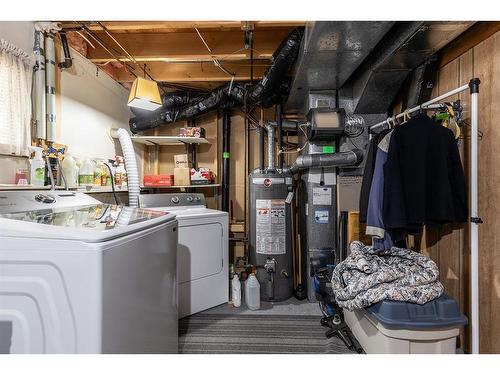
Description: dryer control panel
xmin=139 ymin=193 xmax=206 ymax=209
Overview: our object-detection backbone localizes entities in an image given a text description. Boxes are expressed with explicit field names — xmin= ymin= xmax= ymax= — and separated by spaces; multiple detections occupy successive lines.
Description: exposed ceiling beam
xmin=86 ymin=29 xmax=291 ymax=63
xmin=61 ymin=21 xmax=305 ymax=33
xmin=114 ymin=60 xmax=268 ymax=83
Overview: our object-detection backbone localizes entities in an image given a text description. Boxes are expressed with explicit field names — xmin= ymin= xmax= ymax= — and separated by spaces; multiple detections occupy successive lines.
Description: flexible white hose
xmin=116 ymin=128 xmax=140 ymax=208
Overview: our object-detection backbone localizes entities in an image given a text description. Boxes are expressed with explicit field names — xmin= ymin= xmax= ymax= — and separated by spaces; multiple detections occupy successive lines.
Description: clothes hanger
xmin=401 ymin=109 xmax=411 ymax=124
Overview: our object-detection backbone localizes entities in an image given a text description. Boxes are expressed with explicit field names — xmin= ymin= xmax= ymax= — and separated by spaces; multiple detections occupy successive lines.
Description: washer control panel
xmin=0 ymin=190 xmax=101 ymax=214
xmin=140 ymin=193 xmax=207 ymax=208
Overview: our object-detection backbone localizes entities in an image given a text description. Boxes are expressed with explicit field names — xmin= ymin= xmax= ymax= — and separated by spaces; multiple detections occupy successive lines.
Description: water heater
xmin=248 ymin=170 xmax=294 ymax=302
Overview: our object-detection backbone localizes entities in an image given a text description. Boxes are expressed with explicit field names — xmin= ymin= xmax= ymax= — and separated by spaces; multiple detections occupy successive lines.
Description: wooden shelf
xmin=0 ymin=184 xmax=51 ymax=191
xmin=73 ymin=185 xmax=129 ymax=194
xmin=130 ymin=136 xmax=210 ymax=146
xmin=0 ymin=185 xmax=129 ymax=193
xmin=230 ymin=223 xmax=246 ymax=233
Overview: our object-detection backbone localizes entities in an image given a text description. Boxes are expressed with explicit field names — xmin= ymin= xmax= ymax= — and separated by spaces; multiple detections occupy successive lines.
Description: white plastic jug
xmin=79 ymin=159 xmax=94 ymax=187
xmin=245 ymin=273 xmax=260 ymax=310
xmin=231 ymin=274 xmax=241 ymax=308
xmin=61 ymin=154 xmax=78 ymax=188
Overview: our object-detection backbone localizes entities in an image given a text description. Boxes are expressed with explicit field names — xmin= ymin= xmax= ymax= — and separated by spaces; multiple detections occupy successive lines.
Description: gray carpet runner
xmin=179 ymin=314 xmax=354 ymax=354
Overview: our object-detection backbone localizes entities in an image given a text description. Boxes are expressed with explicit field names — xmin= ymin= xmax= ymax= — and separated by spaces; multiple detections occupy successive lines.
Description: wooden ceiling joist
xmin=62 ymin=21 xmax=304 ymax=33
xmin=60 ymin=21 xmax=303 ymax=86
xmin=86 ymin=29 xmax=291 ymax=64
xmin=114 ymin=60 xmax=268 ymax=83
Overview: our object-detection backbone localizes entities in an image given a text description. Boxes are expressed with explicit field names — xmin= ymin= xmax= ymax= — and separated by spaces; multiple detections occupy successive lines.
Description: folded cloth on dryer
xmin=331 ymin=241 xmax=443 ymax=310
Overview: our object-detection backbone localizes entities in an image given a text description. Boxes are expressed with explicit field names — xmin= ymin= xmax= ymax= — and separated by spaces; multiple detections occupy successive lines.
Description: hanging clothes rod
xmin=367 ymin=78 xmax=482 ymax=354
xmin=370 ymin=83 xmax=470 ymax=132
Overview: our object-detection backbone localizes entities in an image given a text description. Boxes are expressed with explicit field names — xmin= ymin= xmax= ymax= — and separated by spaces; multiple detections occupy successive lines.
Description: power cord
xmin=103 ymin=161 xmax=119 ymax=205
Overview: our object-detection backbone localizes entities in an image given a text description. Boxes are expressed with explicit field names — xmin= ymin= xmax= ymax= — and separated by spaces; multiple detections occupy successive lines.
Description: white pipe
xmin=33 ymin=30 xmax=46 ymax=140
xmin=470 ymin=91 xmax=479 ymax=354
xmin=45 ymin=33 xmax=57 ymax=142
xmin=114 ymin=128 xmax=140 ymax=208
xmin=370 ymin=83 xmax=470 ymax=131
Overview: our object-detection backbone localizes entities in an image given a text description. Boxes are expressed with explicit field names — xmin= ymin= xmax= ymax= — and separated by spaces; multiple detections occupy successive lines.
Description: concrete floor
xmin=200 ymin=296 xmax=323 ymax=316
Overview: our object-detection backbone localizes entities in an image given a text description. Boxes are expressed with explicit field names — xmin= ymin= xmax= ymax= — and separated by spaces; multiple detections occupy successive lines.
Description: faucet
xmin=264 ymin=258 xmax=277 ymax=300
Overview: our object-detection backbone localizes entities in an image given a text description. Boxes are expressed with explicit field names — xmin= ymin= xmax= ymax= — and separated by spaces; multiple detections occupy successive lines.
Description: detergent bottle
xmin=28 ymin=146 xmax=45 ymax=186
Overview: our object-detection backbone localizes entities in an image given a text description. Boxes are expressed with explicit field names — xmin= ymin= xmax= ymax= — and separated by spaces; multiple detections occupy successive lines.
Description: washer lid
xmin=0 ymin=204 xmax=176 ymax=242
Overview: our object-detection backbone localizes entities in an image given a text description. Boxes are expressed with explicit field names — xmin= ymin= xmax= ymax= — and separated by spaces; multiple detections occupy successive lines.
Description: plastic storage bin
xmin=344 ymin=294 xmax=468 ymax=354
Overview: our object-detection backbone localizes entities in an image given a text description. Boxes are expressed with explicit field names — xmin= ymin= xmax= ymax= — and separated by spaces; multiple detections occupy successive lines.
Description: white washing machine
xmin=0 ymin=190 xmax=178 ymax=354
xmin=140 ymin=193 xmax=228 ymax=318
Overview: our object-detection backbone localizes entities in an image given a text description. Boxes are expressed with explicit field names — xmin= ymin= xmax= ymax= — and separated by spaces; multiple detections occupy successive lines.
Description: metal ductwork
xmin=285 ymin=21 xmax=394 ymax=114
xmin=129 ymin=28 xmax=304 ymax=133
xmin=343 ymin=21 xmax=473 ymax=114
xmin=285 ymin=21 xmax=473 ymax=116
xmin=286 ymin=149 xmax=363 ymax=174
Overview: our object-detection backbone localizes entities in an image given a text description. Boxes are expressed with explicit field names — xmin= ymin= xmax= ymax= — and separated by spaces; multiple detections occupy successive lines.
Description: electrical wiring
xmin=195 ymin=27 xmax=236 ymax=78
xmin=278 ymin=124 xmax=309 ymax=155
xmin=75 ymin=30 xmax=96 ymax=49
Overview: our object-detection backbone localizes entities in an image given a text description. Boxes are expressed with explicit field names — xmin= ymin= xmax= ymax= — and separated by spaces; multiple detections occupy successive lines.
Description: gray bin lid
xmin=365 ymin=294 xmax=468 ymax=329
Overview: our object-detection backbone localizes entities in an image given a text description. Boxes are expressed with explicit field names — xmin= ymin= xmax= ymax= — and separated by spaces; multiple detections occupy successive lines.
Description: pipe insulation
xmin=45 ymin=33 xmax=57 ymax=142
xmin=286 ymin=149 xmax=364 ymax=174
xmin=33 ymin=29 xmax=46 ymax=140
xmin=114 ymin=128 xmax=140 ymax=208
xmin=129 ymin=28 xmax=303 ymax=133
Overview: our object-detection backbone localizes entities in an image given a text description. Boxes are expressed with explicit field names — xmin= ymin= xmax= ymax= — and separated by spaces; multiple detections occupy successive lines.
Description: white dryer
xmin=140 ymin=193 xmax=228 ymax=318
xmin=0 ymin=190 xmax=178 ymax=354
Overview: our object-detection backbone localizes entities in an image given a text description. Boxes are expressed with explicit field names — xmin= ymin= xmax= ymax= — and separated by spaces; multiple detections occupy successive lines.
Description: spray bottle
xmin=28 ymin=146 xmax=45 ymax=186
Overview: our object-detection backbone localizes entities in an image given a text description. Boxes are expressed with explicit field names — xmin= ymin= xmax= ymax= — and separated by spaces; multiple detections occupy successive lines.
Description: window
xmin=0 ymin=38 xmax=32 ymax=156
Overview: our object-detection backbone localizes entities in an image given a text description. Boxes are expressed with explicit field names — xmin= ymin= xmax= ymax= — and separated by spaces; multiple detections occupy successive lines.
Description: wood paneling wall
xmin=412 ymin=27 xmax=500 ymax=353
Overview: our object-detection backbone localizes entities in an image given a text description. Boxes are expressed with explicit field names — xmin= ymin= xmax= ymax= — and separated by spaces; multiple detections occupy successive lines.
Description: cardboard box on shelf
xmin=179 ymin=127 xmax=205 ymax=138
xmin=174 ymin=154 xmax=190 ymax=168
xmin=190 ymin=167 xmax=214 ymax=185
xmin=174 ymin=167 xmax=191 ymax=186
xmin=143 ymin=174 xmax=174 ymax=187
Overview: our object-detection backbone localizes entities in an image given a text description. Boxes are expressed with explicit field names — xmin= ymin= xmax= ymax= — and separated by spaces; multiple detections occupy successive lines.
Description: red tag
xmin=264 ymin=178 xmax=272 ymax=187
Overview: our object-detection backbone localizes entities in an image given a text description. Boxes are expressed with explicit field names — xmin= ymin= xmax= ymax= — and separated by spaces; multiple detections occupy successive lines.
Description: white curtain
xmin=0 ymin=38 xmax=32 ymax=156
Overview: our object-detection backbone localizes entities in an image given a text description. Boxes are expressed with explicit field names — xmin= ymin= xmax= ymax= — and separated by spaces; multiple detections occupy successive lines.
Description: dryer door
xmin=178 ymin=222 xmax=223 ymax=283
xmin=177 ymin=215 xmax=228 ymax=318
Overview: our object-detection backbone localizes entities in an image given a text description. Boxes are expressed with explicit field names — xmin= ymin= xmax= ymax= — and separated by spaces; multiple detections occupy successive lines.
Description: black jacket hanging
xmin=382 ymin=114 xmax=467 ymax=232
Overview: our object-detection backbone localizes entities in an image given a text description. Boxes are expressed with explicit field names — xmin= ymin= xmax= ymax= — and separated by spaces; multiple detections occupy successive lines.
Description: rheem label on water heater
xmin=255 ymin=199 xmax=286 ymax=255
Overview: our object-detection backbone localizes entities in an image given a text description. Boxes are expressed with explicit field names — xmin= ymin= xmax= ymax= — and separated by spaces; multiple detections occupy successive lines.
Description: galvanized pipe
xmin=277 ymin=102 xmax=284 ymax=169
xmin=286 ymin=149 xmax=363 ymax=174
xmin=265 ymin=122 xmax=276 ymax=170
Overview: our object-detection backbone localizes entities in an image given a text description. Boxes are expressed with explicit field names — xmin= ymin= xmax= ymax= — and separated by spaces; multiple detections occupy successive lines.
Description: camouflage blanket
xmin=331 ymin=241 xmax=443 ymax=310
